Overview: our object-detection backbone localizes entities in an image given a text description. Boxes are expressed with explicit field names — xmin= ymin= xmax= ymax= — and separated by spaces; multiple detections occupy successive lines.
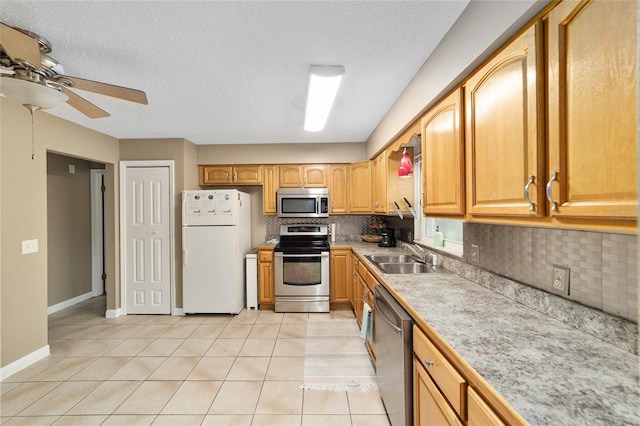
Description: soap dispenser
xmin=433 ymin=226 xmax=444 ymax=247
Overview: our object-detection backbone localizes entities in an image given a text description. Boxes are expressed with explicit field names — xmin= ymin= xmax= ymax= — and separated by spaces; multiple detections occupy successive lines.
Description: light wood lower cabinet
xmin=414 ymin=357 xmax=464 ymax=426
xmin=468 ymin=387 xmax=506 ymax=426
xmin=413 ymin=326 xmax=467 ymax=423
xmin=258 ymin=249 xmax=274 ymax=308
xmin=329 ymin=248 xmax=352 ymax=309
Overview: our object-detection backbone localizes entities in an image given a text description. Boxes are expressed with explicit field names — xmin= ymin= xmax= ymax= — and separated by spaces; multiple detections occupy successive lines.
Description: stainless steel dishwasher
xmin=374 ymin=285 xmax=414 ymax=426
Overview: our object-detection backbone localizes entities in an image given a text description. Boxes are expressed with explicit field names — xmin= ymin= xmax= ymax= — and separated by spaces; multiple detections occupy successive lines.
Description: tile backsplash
xmin=463 ymin=223 xmax=638 ymax=323
xmin=265 ymin=215 xmax=413 ymax=242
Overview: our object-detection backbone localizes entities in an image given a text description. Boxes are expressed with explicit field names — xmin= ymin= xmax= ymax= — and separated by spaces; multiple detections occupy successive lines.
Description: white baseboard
xmin=0 ymin=345 xmax=50 ymax=381
xmin=47 ymin=292 xmax=94 ymax=315
xmin=105 ymin=308 xmax=122 ymax=319
xmin=173 ymin=308 xmax=185 ymax=316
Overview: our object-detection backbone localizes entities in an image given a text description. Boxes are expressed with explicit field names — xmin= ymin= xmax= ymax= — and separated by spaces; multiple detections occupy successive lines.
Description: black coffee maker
xmin=378 ymin=228 xmax=396 ymax=247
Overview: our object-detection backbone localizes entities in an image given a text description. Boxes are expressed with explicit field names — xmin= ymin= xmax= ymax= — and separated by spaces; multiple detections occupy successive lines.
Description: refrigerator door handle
xmin=182 ymin=227 xmax=187 ymax=266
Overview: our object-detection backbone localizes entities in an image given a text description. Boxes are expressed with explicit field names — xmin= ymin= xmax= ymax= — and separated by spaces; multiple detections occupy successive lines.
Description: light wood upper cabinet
xmin=279 ymin=164 xmax=327 ymax=188
xmin=465 ymin=23 xmax=545 ymax=218
xmin=372 ymin=153 xmax=387 ymax=213
xmin=546 ymin=0 xmax=637 ymax=220
xmin=349 ymin=161 xmax=373 ymax=213
xmin=200 ymin=165 xmax=263 ymax=185
xmin=422 ymin=88 xmax=465 ymax=216
xmin=329 ymin=164 xmax=349 ymax=214
xmin=263 ymin=165 xmax=279 ymax=215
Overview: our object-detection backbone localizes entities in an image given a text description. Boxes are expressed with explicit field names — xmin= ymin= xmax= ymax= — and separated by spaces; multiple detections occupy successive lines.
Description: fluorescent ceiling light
xmin=304 ymin=65 xmax=345 ymax=132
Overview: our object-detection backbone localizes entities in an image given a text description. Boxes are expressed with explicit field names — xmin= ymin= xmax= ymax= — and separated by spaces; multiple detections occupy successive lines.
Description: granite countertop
xmin=337 ymin=241 xmax=639 ymax=426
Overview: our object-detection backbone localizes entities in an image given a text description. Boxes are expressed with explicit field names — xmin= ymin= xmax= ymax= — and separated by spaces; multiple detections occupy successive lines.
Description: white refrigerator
xmin=182 ymin=189 xmax=251 ymax=314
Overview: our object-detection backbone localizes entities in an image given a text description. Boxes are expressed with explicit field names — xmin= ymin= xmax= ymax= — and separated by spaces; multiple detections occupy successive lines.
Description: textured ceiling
xmin=0 ymin=1 xmax=469 ymax=145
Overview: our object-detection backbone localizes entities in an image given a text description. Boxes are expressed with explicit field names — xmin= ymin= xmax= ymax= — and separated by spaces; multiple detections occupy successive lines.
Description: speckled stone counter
xmin=336 ymin=241 xmax=639 ymax=426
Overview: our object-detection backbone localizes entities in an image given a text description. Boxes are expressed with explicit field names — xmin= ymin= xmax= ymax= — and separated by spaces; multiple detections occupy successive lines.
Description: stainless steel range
xmin=274 ymin=224 xmax=330 ymax=313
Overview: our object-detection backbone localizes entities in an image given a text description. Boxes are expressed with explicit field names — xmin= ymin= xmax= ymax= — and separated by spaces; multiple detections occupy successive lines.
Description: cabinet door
xmin=258 ymin=250 xmax=274 ymax=306
xmin=200 ymin=165 xmax=233 ymax=185
xmin=263 ymin=165 xmax=279 ymax=214
xmin=354 ymin=271 xmax=365 ymax=327
xmin=330 ymin=249 xmax=351 ymax=305
xmin=234 ymin=165 xmax=263 ymax=185
xmin=279 ymin=165 xmax=303 ymax=187
xmin=468 ymin=387 xmax=506 ymax=426
xmin=349 ymin=161 xmax=373 ymax=213
xmin=303 ymin=165 xmax=328 ymax=187
xmin=372 ymin=154 xmax=388 ymax=213
xmin=350 ymin=254 xmax=359 ymax=311
xmin=465 ymin=23 xmax=545 ymax=217
xmin=414 ymin=359 xmax=464 ymax=426
xmin=546 ymin=0 xmax=637 ymax=220
xmin=329 ymin=165 xmax=349 ymax=214
xmin=422 ymin=88 xmax=465 ymax=216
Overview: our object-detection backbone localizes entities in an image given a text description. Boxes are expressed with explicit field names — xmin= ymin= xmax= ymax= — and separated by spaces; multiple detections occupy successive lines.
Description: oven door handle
xmin=274 ymin=252 xmax=328 ymax=258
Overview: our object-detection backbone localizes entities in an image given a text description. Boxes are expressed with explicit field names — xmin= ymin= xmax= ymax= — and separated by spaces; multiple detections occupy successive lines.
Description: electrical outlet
xmin=552 ymin=264 xmax=570 ymax=296
xmin=470 ymin=244 xmax=480 ymax=265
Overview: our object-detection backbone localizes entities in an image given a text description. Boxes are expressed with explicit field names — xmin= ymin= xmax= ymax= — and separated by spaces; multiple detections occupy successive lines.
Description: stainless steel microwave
xmin=277 ymin=188 xmax=329 ymax=218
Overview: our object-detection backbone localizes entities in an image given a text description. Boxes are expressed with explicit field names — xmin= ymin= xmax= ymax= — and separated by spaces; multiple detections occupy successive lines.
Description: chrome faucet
xmin=402 ymin=241 xmax=426 ymax=263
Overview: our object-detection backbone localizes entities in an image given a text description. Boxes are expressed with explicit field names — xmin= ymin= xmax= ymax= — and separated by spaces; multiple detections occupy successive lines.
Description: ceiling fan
xmin=0 ymin=22 xmax=147 ymax=118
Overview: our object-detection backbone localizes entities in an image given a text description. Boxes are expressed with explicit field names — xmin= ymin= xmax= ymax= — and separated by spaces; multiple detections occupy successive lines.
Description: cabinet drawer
xmin=413 ymin=326 xmax=467 ymax=419
xmin=468 ymin=387 xmax=505 ymax=426
xmin=414 ymin=358 xmax=464 ymax=426
xmin=357 ymin=260 xmax=369 ymax=279
xmin=259 ymin=250 xmax=273 ymax=263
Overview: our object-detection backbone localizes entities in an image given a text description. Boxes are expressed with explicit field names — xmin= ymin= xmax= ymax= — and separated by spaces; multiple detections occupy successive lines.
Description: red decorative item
xmin=398 ymin=148 xmax=413 ymax=177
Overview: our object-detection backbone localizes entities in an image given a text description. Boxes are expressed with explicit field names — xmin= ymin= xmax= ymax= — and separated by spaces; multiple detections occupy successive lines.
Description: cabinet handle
xmin=546 ymin=171 xmax=559 ymax=212
xmin=226 ymin=172 xmax=231 ymax=182
xmin=524 ymin=175 xmax=536 ymax=211
xmin=234 ymin=172 xmax=238 ymax=182
xmin=423 ymin=359 xmax=434 ymax=368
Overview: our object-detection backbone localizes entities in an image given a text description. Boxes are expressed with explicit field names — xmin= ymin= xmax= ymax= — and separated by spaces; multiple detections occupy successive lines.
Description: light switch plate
xmin=22 ymin=239 xmax=39 ymax=254
xmin=470 ymin=244 xmax=480 ymax=265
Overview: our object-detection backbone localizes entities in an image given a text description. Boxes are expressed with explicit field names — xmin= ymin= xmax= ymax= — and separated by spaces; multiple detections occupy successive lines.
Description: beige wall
xmin=46 ymin=153 xmax=93 ymax=306
xmin=120 ymin=138 xmax=199 ymax=308
xmin=1 ymin=97 xmax=120 ymax=368
xmin=197 ymin=142 xmax=366 ymax=164
xmin=366 ymin=1 xmax=551 ymax=157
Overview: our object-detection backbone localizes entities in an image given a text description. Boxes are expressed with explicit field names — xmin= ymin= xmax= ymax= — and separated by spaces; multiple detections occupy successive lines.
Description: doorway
xmin=120 ymin=161 xmax=175 ymax=315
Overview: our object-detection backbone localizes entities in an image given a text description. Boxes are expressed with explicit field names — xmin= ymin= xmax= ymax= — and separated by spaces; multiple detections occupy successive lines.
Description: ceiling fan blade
xmin=0 ymin=22 xmax=41 ymax=71
xmin=58 ymin=75 xmax=148 ymax=105
xmin=60 ymin=86 xmax=110 ymax=119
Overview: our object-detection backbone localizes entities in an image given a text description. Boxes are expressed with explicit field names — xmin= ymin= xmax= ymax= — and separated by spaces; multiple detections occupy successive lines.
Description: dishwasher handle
xmin=375 ymin=290 xmax=403 ymax=334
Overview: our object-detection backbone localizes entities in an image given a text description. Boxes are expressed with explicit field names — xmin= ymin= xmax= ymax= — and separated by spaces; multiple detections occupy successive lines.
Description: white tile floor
xmin=0 ymin=296 xmax=390 ymax=425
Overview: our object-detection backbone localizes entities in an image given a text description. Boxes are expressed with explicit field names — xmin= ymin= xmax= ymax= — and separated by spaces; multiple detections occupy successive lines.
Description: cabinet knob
xmin=423 ymin=359 xmax=434 ymax=368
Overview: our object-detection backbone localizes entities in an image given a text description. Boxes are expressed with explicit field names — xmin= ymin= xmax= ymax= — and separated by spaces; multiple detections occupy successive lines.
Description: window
xmin=413 ymin=155 xmax=464 ymax=257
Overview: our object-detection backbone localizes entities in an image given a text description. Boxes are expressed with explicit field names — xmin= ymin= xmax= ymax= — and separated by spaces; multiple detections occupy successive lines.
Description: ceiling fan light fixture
xmin=304 ymin=65 xmax=345 ymax=132
xmin=0 ymin=77 xmax=68 ymax=109
xmin=398 ymin=147 xmax=413 ymax=177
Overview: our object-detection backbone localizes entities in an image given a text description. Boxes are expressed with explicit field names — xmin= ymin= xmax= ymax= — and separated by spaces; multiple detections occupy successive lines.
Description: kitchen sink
xmin=365 ymin=254 xmax=439 ymax=274
xmin=366 ymin=254 xmax=420 ymax=264
xmin=375 ymin=262 xmax=435 ymax=274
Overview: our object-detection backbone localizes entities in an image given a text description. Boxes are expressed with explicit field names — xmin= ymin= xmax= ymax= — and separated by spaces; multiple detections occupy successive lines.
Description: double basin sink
xmin=365 ymin=254 xmax=439 ymax=274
